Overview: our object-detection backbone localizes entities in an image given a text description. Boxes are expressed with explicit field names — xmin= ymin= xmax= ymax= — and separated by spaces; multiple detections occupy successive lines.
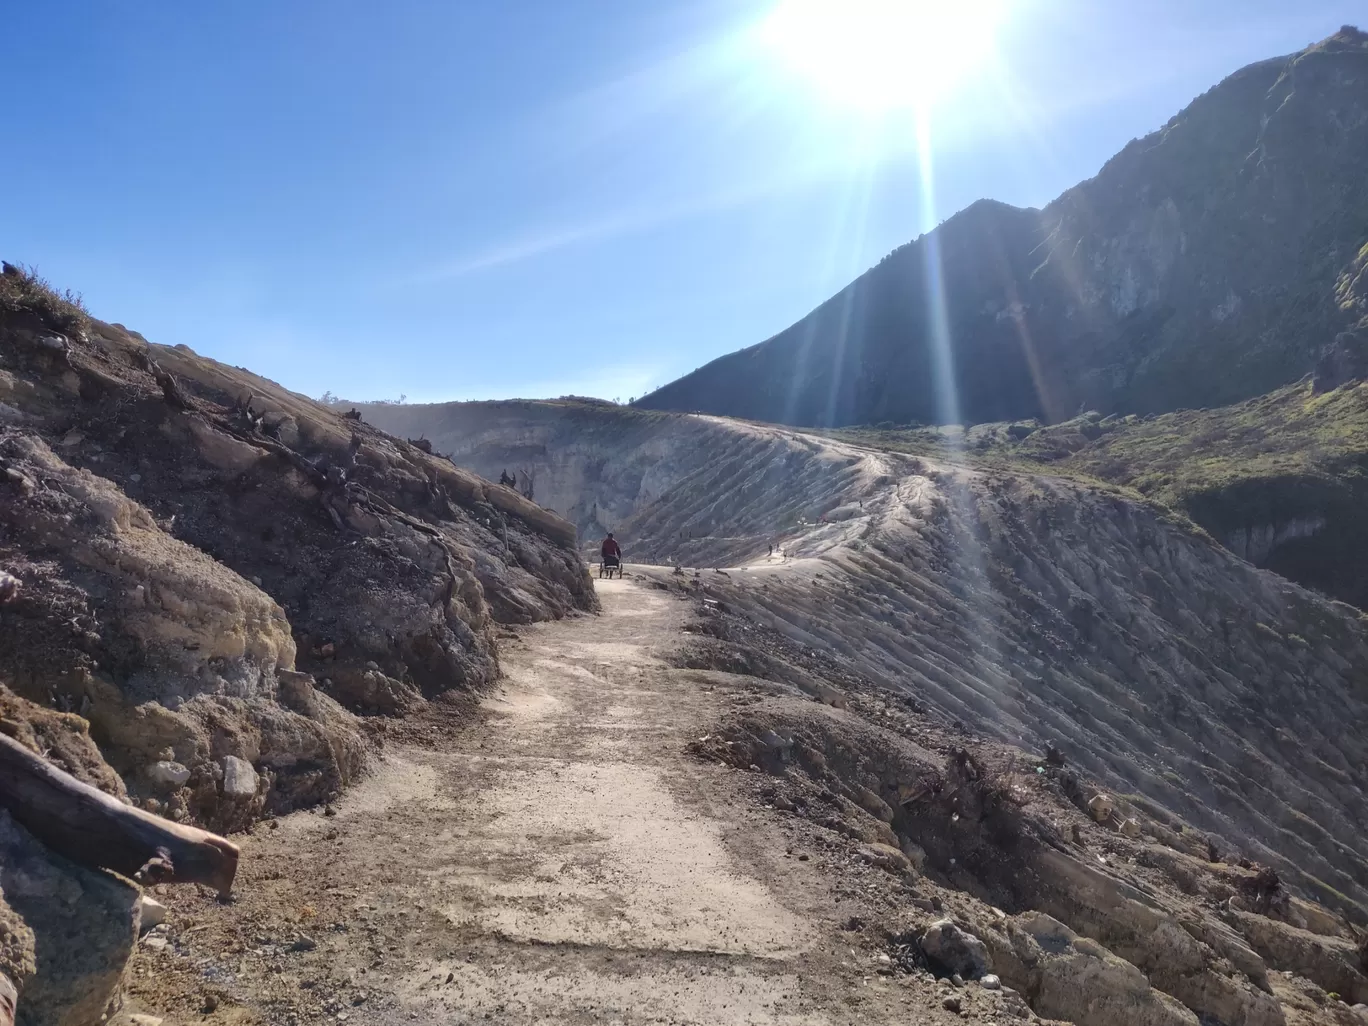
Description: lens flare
xmin=759 ymin=0 xmax=1009 ymax=112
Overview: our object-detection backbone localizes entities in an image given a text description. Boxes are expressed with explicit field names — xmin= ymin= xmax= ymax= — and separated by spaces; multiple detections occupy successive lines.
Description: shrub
xmin=0 ymin=262 xmax=90 ymax=337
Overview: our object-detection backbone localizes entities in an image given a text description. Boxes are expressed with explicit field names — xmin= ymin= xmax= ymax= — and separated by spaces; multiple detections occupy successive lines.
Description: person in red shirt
xmin=601 ymin=533 xmax=621 ymax=563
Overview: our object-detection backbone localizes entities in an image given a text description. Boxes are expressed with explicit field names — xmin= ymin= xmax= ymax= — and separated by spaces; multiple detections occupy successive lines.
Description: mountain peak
xmin=637 ymin=32 xmax=1368 ymax=428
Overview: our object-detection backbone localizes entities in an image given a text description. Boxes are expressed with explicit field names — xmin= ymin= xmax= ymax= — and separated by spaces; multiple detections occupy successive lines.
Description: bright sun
xmin=759 ymin=0 xmax=1008 ymax=113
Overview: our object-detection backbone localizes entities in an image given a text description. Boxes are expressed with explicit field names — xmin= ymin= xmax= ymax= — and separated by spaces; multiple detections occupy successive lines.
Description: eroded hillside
xmin=0 ymin=267 xmax=593 ymax=1023
xmin=360 ymin=397 xmax=1368 ymax=919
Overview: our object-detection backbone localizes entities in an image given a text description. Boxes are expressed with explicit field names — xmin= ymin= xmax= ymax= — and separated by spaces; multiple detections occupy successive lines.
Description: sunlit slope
xmin=359 ymin=398 xmax=1368 ymax=913
xmin=636 ymin=29 xmax=1368 ymax=427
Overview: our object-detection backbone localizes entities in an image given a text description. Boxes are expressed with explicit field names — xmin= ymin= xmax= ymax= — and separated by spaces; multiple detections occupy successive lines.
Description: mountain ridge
xmin=635 ymin=27 xmax=1368 ymax=428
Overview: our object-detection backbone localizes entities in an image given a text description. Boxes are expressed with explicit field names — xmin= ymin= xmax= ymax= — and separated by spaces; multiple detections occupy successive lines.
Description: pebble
xmin=138 ymin=895 xmax=168 ymax=932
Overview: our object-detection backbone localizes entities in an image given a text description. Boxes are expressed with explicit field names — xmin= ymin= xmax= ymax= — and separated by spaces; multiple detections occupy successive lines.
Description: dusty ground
xmin=119 ymin=578 xmax=1000 ymax=1026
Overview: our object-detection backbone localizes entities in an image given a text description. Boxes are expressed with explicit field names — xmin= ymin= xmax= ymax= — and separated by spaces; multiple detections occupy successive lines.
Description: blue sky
xmin=1 ymin=1 xmax=1361 ymax=403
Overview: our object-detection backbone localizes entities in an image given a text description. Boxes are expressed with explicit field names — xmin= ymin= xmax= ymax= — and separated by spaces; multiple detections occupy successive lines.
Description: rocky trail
xmin=118 ymin=579 xmax=985 ymax=1026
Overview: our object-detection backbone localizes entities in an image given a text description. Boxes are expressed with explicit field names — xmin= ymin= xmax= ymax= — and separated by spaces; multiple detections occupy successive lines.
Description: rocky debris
xmin=1231 ymin=911 xmax=1368 ymax=1006
xmin=920 ymin=918 xmax=990 ymax=980
xmin=993 ymin=912 xmax=1199 ymax=1026
xmin=695 ymin=690 xmax=1364 ymax=1026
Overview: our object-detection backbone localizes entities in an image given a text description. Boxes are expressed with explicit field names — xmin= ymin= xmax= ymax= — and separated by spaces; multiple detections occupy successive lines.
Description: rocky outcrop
xmin=0 ymin=270 xmax=596 ymax=1024
xmin=637 ymin=29 xmax=1368 ymax=427
xmin=0 ymin=430 xmax=362 ymax=830
xmin=0 ymin=280 xmax=593 ymax=832
xmin=695 ymin=694 xmax=1365 ymax=1026
xmin=0 ymin=811 xmax=139 ymax=1026
xmin=1313 ymin=332 xmax=1368 ymax=394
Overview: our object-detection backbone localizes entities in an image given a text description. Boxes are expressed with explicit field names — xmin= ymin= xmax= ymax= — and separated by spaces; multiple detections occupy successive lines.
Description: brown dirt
xmin=115 ymin=579 xmax=1015 ymax=1026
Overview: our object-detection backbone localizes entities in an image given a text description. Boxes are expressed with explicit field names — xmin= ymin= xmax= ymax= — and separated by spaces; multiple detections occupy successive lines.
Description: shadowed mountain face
xmin=636 ymin=29 xmax=1368 ymax=428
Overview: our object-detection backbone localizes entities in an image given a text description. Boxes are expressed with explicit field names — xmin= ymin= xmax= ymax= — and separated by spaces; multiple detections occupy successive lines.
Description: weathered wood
xmin=0 ymin=732 xmax=238 ymax=895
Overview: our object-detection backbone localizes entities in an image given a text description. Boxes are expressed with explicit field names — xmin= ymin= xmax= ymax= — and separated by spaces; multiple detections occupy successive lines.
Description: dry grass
xmin=0 ymin=263 xmax=90 ymax=337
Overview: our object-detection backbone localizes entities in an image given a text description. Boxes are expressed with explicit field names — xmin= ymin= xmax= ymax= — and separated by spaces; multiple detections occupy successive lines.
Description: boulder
xmin=1088 ymin=794 xmax=1115 ymax=823
xmin=145 ymin=761 xmax=190 ymax=791
xmin=0 ymin=811 xmax=139 ymax=1026
xmin=220 ymin=757 xmax=259 ymax=799
xmin=920 ymin=918 xmax=990 ymax=979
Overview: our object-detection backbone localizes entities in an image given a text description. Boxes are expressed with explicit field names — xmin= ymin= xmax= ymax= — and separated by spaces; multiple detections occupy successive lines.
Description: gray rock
xmin=221 ymin=756 xmax=259 ymax=798
xmin=145 ymin=760 xmax=190 ymax=790
xmin=0 ymin=811 xmax=139 ymax=1026
xmin=920 ymin=918 xmax=990 ymax=979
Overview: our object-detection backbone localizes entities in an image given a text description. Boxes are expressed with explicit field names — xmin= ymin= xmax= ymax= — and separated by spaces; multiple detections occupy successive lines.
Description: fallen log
xmin=0 ymin=732 xmax=239 ymax=895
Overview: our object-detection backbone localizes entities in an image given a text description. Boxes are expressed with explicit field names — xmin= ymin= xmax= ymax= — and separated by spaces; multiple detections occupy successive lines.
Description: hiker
xmin=601 ymin=532 xmax=621 ymax=563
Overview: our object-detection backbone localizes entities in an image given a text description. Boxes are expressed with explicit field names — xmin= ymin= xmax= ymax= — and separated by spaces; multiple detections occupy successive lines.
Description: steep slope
xmin=637 ymin=28 xmax=1368 ymax=428
xmin=0 ymin=267 xmax=594 ymax=1021
xmin=825 ymin=375 xmax=1368 ymax=608
xmin=1 ymin=269 xmax=592 ymax=825
xmin=356 ymin=398 xmax=1368 ymax=916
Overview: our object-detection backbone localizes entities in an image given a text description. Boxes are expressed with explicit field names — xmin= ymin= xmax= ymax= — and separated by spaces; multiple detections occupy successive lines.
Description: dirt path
xmin=123 ymin=578 xmax=950 ymax=1026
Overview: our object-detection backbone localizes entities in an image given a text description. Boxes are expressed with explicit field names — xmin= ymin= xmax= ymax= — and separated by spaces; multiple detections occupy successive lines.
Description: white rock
xmin=138 ymin=895 xmax=168 ymax=932
xmin=221 ymin=756 xmax=259 ymax=798
xmin=1088 ymin=793 xmax=1115 ymax=823
xmin=980 ymin=974 xmax=1002 ymax=990
xmin=128 ymin=1016 xmax=164 ymax=1026
xmin=146 ymin=761 xmax=190 ymax=790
